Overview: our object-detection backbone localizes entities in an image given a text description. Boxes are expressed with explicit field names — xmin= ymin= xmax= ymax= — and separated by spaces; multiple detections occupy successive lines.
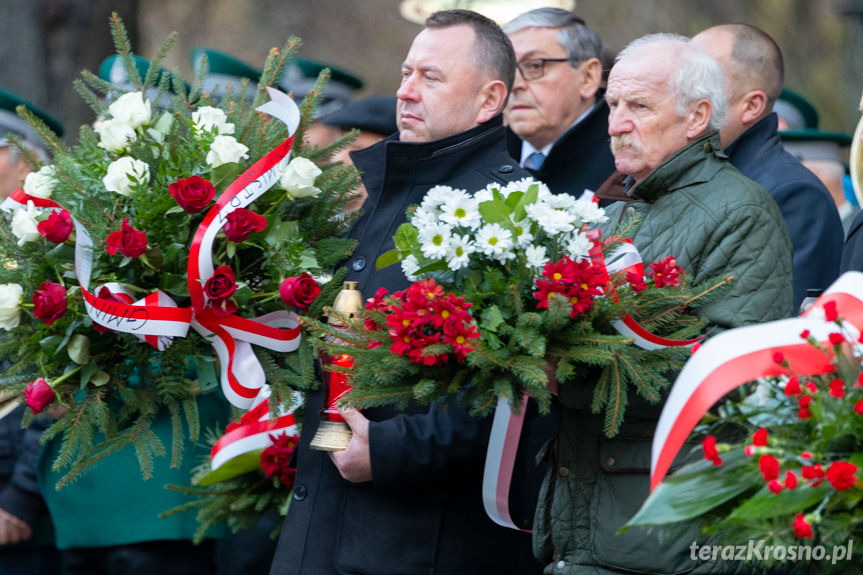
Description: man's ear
xmin=578 ymin=58 xmax=603 ymax=100
xmin=739 ymin=89 xmax=769 ymax=125
xmin=686 ymin=99 xmax=713 ymax=139
xmin=475 ymin=79 xmax=508 ymax=124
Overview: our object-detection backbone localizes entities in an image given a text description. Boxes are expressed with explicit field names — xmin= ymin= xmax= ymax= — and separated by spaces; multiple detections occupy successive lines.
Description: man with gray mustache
xmin=535 ymin=34 xmax=793 ymax=574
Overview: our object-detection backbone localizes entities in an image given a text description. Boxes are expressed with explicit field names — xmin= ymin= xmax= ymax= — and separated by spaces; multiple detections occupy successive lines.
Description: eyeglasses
xmin=516 ymin=58 xmax=575 ymax=81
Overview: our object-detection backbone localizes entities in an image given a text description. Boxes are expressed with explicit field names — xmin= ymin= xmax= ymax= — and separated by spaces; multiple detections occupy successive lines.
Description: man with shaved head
xmin=692 ymin=24 xmax=842 ymax=310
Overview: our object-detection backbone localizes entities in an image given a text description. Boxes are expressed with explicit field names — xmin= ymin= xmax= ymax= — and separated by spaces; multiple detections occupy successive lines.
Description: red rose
xmin=37 ymin=209 xmax=73 ymax=243
xmin=105 ymin=218 xmax=147 ymax=258
xmin=279 ymin=273 xmax=320 ymax=311
xmin=260 ymin=433 xmax=298 ymax=488
xmin=826 ymin=461 xmax=857 ymax=491
xmin=169 ymin=175 xmax=216 ymax=213
xmin=759 ymin=454 xmax=780 ymax=481
xmin=205 ymin=265 xmax=238 ymax=300
xmin=223 ymin=208 xmax=267 ymax=243
xmin=33 ymin=281 xmax=67 ymax=326
xmin=793 ymin=514 xmax=813 ymax=539
xmin=93 ymin=286 xmax=133 ymax=333
xmin=24 ymin=377 xmax=56 ymax=415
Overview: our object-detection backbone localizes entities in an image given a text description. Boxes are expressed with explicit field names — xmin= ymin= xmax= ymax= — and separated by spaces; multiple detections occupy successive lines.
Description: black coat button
xmin=499 ymin=164 xmax=514 ymax=173
xmin=293 ymin=484 xmax=307 ymax=500
xmin=352 ymin=256 xmax=367 ymax=272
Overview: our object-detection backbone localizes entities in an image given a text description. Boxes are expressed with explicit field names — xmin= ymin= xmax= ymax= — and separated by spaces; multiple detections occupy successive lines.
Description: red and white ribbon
xmin=482 ymin=394 xmax=529 ymax=530
xmin=650 ymin=271 xmax=863 ymax=491
xmin=210 ymin=388 xmax=301 ymax=472
xmin=188 ymin=87 xmax=302 ymax=409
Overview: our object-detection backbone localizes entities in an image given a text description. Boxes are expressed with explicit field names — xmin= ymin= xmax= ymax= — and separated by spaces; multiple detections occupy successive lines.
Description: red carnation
xmin=37 ymin=209 xmax=73 ymax=243
xmin=802 ymin=463 xmax=825 ymax=486
xmin=224 ymin=208 xmax=267 ymax=243
xmin=701 ymin=436 xmax=722 ymax=466
xmin=793 ymin=514 xmax=813 ymax=539
xmin=169 ymin=175 xmax=216 ymax=213
xmin=105 ymin=218 xmax=147 ymax=258
xmin=784 ymin=376 xmax=801 ymax=396
xmin=784 ymin=470 xmax=798 ymax=490
xmin=33 ymin=281 xmax=67 ymax=326
xmin=823 ymin=300 xmax=838 ymax=322
xmin=799 ymin=329 xmax=811 ymax=339
xmin=829 ymin=332 xmax=845 ymax=346
xmin=24 ymin=377 xmax=55 ymax=415
xmin=759 ymin=454 xmax=780 ymax=481
xmin=649 ymin=256 xmax=682 ymax=288
xmin=855 ymin=400 xmax=863 ymax=415
xmin=826 ymin=461 xmax=857 ymax=491
xmin=829 ymin=378 xmax=845 ymax=398
xmin=753 ymin=428 xmax=768 ymax=447
xmin=772 ymin=351 xmax=785 ymax=365
xmin=767 ymin=480 xmax=782 ymax=494
xmin=260 ymin=433 xmax=298 ymax=488
xmin=279 ymin=273 xmax=320 ymax=311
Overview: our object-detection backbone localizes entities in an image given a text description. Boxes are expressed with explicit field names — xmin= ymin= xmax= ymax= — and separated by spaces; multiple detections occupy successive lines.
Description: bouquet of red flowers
xmin=308 ymin=179 xmax=727 ymax=435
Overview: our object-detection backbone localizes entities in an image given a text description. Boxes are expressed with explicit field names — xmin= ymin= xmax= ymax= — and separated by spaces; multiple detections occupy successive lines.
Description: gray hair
xmin=503 ymin=8 xmax=602 ymax=65
xmin=617 ymin=33 xmax=727 ymax=131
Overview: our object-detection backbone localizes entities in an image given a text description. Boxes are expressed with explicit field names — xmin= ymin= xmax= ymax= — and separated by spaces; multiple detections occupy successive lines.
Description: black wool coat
xmin=269 ymin=116 xmax=543 ymax=575
xmin=726 ymin=113 xmax=843 ymax=310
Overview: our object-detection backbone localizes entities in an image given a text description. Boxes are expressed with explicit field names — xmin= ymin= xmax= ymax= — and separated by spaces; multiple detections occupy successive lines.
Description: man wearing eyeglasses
xmin=503 ymin=8 xmax=615 ymax=197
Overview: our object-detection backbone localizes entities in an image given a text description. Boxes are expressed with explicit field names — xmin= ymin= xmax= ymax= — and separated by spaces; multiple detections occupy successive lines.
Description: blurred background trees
xmin=0 ymin=0 xmax=859 ymax=139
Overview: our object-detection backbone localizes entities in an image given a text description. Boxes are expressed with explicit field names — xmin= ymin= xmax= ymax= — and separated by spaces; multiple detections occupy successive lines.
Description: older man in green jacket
xmin=533 ymin=34 xmax=792 ymax=575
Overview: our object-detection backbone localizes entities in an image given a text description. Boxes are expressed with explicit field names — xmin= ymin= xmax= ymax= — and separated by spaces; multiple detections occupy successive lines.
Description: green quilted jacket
xmin=533 ymin=132 xmax=793 ymax=575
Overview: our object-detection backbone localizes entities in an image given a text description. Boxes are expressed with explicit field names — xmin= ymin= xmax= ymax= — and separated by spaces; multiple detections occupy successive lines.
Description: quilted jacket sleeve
xmin=693 ymin=196 xmax=794 ymax=329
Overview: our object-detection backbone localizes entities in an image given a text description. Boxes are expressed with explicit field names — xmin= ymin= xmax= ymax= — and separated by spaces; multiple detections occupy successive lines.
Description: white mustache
xmin=610 ymin=134 xmax=644 ymax=154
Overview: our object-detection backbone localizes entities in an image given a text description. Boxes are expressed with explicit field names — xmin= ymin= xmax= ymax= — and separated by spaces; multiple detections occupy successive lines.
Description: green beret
xmin=190 ymin=48 xmax=260 ymax=100
xmin=775 ymin=88 xmax=819 ymax=131
xmin=0 ymin=88 xmax=63 ymax=150
xmin=279 ymin=58 xmax=363 ymax=117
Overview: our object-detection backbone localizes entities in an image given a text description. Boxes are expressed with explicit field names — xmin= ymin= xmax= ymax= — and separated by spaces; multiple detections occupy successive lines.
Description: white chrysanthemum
xmin=411 ymin=206 xmax=440 ymax=231
xmin=440 ymin=194 xmax=481 ymax=230
xmin=525 ymin=245 xmax=549 ymax=269
xmin=446 ymin=235 xmax=475 ymax=271
xmin=418 ymin=223 xmax=453 ymax=260
xmin=510 ymin=217 xmax=534 ymax=248
xmin=420 ymin=185 xmax=459 ymax=211
xmin=525 ymin=202 xmax=575 ymax=236
xmin=505 ymin=177 xmax=551 ymax=202
xmin=545 ymin=192 xmax=577 ymax=211
xmin=571 ymin=197 xmax=608 ymax=225
xmin=475 ymin=223 xmax=513 ymax=258
xmin=401 ymin=254 xmax=420 ymax=281
xmin=565 ymin=231 xmax=593 ymax=262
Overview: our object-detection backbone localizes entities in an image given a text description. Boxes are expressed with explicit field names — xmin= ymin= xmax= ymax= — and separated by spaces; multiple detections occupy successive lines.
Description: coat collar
xmin=724 ymin=113 xmax=781 ymax=170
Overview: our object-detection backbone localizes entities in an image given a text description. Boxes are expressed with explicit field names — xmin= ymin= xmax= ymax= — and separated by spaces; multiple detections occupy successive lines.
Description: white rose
xmin=281 ymin=157 xmax=322 ymax=198
xmin=206 ymin=135 xmax=249 ymax=168
xmin=0 ymin=283 xmax=23 ymax=330
xmin=95 ymin=118 xmax=136 ymax=152
xmin=103 ymin=157 xmax=150 ymax=196
xmin=192 ymin=106 xmax=235 ymax=136
xmin=10 ymin=200 xmax=40 ymax=246
xmin=108 ymin=91 xmax=152 ymax=129
xmin=22 ymin=165 xmax=56 ymax=199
